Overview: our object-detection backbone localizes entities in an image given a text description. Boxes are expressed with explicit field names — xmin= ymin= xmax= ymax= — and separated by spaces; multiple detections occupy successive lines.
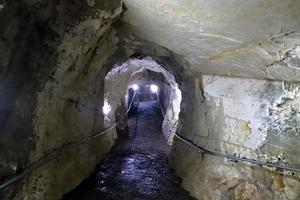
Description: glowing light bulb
xmin=150 ymin=84 xmax=159 ymax=93
xmin=102 ymin=99 xmax=111 ymax=115
xmin=131 ymin=84 xmax=139 ymax=91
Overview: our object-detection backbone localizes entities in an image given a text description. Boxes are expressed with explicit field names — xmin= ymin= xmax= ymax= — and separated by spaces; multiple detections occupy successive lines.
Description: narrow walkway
xmin=63 ymin=101 xmax=195 ymax=200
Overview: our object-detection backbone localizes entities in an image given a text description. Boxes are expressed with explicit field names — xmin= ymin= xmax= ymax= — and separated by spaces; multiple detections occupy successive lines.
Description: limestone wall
xmin=170 ymin=74 xmax=300 ymax=200
xmin=123 ymin=0 xmax=300 ymax=81
xmin=0 ymin=1 xmax=123 ymax=199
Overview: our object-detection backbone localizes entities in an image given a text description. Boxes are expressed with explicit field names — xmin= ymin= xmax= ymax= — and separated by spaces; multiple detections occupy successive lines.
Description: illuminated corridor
xmin=63 ymin=101 xmax=194 ymax=200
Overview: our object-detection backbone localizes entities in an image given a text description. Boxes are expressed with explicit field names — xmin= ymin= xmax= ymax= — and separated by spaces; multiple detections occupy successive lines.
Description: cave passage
xmin=62 ymin=100 xmax=195 ymax=200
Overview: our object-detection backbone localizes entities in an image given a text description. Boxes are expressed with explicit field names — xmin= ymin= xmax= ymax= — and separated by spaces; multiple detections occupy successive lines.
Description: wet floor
xmin=63 ymin=101 xmax=195 ymax=200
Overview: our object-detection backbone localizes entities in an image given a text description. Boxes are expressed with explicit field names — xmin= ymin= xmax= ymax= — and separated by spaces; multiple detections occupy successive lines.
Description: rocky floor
xmin=62 ymin=101 xmax=195 ymax=200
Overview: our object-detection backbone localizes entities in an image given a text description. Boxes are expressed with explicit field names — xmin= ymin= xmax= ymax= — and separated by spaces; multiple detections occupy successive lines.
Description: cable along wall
xmin=200 ymin=75 xmax=300 ymax=167
xmin=170 ymin=74 xmax=300 ymax=200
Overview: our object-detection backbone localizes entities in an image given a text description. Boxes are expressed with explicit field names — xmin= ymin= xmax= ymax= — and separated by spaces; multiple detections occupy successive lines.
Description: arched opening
xmin=103 ymin=56 xmax=182 ymax=145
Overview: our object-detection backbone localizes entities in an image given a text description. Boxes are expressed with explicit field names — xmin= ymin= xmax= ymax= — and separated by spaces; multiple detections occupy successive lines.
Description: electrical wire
xmin=156 ymin=93 xmax=300 ymax=174
xmin=0 ymin=93 xmax=137 ymax=190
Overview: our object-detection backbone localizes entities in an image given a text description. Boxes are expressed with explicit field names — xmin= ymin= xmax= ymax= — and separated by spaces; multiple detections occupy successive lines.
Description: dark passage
xmin=63 ymin=101 xmax=195 ymax=200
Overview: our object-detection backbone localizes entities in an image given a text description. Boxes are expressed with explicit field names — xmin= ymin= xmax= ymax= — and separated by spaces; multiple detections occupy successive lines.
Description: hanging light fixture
xmin=150 ymin=84 xmax=159 ymax=93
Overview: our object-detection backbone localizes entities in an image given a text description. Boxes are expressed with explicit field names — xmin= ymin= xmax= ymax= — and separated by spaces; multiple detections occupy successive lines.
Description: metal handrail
xmin=2 ymin=91 xmax=299 ymax=191
xmin=0 ymin=93 xmax=137 ymax=190
xmin=173 ymin=133 xmax=300 ymax=173
xmin=156 ymin=96 xmax=300 ymax=173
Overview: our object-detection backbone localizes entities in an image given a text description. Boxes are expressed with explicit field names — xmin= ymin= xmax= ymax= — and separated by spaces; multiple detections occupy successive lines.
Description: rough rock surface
xmin=0 ymin=1 xmax=123 ymax=199
xmin=123 ymin=0 xmax=300 ymax=81
xmin=234 ymin=182 xmax=261 ymax=200
xmin=170 ymin=75 xmax=300 ymax=200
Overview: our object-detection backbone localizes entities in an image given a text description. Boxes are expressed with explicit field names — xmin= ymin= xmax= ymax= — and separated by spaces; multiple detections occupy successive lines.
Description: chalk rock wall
xmin=0 ymin=1 xmax=122 ymax=199
xmin=122 ymin=0 xmax=300 ymax=81
xmin=170 ymin=75 xmax=300 ymax=200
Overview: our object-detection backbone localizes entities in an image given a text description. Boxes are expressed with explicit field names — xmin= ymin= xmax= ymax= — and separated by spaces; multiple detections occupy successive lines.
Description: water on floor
xmin=63 ymin=101 xmax=195 ymax=200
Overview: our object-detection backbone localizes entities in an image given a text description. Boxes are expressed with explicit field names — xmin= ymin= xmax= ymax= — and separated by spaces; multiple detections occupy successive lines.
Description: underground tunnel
xmin=1 ymin=0 xmax=300 ymax=200
xmin=62 ymin=57 xmax=186 ymax=199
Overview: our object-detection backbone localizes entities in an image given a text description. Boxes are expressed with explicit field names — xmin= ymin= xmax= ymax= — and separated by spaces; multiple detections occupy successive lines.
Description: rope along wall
xmin=156 ymin=94 xmax=300 ymax=174
xmin=0 ymin=93 xmax=137 ymax=190
xmin=1 ymin=91 xmax=300 ymax=190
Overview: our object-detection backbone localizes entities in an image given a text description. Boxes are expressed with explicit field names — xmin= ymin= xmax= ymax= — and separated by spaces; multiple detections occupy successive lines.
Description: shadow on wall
xmin=115 ymin=99 xmax=129 ymax=139
xmin=0 ymin=0 xmax=5 ymax=10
